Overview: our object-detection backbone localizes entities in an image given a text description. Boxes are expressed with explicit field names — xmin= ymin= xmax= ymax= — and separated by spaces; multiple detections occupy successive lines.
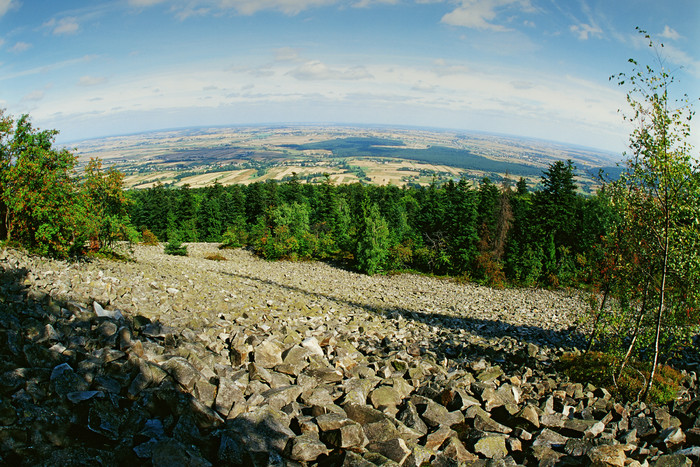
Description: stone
xmin=473 ymin=412 xmax=512 ymax=434
xmin=369 ymin=438 xmax=412 ymax=464
xmin=321 ymin=422 xmax=367 ymax=449
xmin=370 ymin=386 xmax=403 ymax=412
xmin=473 ymin=434 xmax=508 ymax=459
xmin=261 ymin=385 xmax=303 ymax=411
xmin=224 ymin=405 xmax=295 ymax=461
xmin=440 ymin=436 xmax=478 ymax=463
xmin=532 ymin=445 xmax=565 ymax=467
xmin=161 ymin=357 xmax=201 ymax=392
xmin=397 ymin=401 xmax=428 ymax=436
xmin=285 ymin=434 xmax=330 ymax=462
xmin=650 ymin=454 xmax=693 ymax=466
xmin=533 ymin=428 xmax=569 ymax=448
xmin=254 ymin=339 xmax=284 ymax=369
xmin=301 ymin=337 xmax=324 ymax=357
xmin=587 ymin=444 xmax=626 ymax=467
xmin=514 ymin=404 xmax=540 ymax=429
xmin=425 ymin=426 xmax=457 ymax=451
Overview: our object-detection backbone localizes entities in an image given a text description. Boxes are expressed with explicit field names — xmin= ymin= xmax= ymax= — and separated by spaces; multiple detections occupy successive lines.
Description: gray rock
xmin=473 ymin=434 xmax=508 ymax=459
xmin=321 ymin=422 xmax=368 ymax=449
xmin=368 ymin=438 xmax=412 ymax=464
xmin=285 ymin=434 xmax=330 ymax=462
xmin=254 ymin=339 xmax=284 ymax=369
xmin=587 ymin=444 xmax=626 ymax=467
xmin=533 ymin=428 xmax=569 ymax=448
xmin=161 ymin=357 xmax=202 ymax=392
xmin=369 ymin=386 xmax=403 ymax=413
xmin=397 ymin=401 xmax=429 ymax=436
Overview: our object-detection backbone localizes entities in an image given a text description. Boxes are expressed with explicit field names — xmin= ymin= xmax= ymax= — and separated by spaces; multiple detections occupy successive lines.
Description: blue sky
xmin=1 ymin=0 xmax=698 ymax=153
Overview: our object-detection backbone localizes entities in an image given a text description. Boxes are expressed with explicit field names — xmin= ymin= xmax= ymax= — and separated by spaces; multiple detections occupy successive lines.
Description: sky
xmin=1 ymin=0 xmax=699 ymax=153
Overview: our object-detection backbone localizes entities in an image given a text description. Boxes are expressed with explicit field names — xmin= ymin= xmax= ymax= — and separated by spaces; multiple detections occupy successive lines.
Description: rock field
xmin=0 ymin=243 xmax=698 ymax=466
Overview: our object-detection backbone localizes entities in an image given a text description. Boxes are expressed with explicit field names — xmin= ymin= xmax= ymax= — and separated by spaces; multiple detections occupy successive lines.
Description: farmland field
xmin=72 ymin=125 xmax=620 ymax=191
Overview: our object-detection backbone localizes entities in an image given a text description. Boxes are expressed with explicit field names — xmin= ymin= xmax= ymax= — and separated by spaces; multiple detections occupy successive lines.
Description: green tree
xmin=175 ymin=184 xmax=198 ymax=241
xmin=356 ymin=201 xmax=390 ymax=275
xmin=196 ymin=184 xmax=223 ymax=242
xmin=82 ymin=158 xmax=137 ymax=251
xmin=593 ymin=30 xmax=700 ymax=400
xmin=0 ymin=113 xmax=85 ymax=257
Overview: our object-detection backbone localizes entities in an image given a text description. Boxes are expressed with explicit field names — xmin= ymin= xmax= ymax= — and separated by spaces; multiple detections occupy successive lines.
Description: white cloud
xmin=0 ymin=55 xmax=98 ymax=81
xmin=411 ymin=80 xmax=437 ymax=92
xmin=570 ymin=23 xmax=602 ymax=40
xmin=287 ymin=61 xmax=372 ymax=80
xmin=44 ymin=17 xmax=80 ymax=35
xmin=275 ymin=47 xmax=301 ymax=62
xmin=78 ymin=76 xmax=108 ymax=86
xmin=128 ymin=0 xmax=167 ymax=6
xmin=510 ymin=80 xmax=534 ymax=90
xmin=660 ymin=25 xmax=680 ymax=41
xmin=441 ymin=0 xmax=533 ymax=31
xmin=54 ymin=17 xmax=80 ymax=35
xmin=353 ymin=0 xmax=398 ymax=7
xmin=221 ymin=0 xmax=338 ymax=15
xmin=10 ymin=41 xmax=31 ymax=53
xmin=0 ymin=0 xmax=17 ymax=18
xmin=661 ymin=43 xmax=700 ymax=78
xmin=22 ymin=90 xmax=45 ymax=102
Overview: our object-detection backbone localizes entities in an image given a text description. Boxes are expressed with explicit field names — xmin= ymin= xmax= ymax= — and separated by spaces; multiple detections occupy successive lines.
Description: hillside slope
xmin=0 ymin=244 xmax=697 ymax=465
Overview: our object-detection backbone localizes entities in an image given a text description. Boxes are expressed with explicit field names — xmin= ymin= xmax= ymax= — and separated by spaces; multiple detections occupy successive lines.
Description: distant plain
xmin=72 ymin=125 xmax=621 ymax=192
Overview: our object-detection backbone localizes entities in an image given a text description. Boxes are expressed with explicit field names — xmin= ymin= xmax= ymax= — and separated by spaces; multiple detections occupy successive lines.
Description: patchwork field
xmin=72 ymin=125 xmax=620 ymax=191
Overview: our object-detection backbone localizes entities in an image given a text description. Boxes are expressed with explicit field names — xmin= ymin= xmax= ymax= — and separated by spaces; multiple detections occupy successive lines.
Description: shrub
xmin=220 ymin=225 xmax=247 ymax=249
xmin=164 ymin=233 xmax=187 ymax=256
xmin=560 ymin=351 xmax=682 ymax=406
xmin=204 ymin=252 xmax=226 ymax=261
xmin=141 ymin=228 xmax=159 ymax=245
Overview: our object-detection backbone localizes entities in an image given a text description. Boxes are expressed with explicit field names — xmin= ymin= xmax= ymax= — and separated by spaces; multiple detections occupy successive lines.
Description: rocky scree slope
xmin=0 ymin=243 xmax=698 ymax=466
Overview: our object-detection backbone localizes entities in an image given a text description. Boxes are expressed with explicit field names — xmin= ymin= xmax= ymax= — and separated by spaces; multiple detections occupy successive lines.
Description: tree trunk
xmin=586 ymin=288 xmax=609 ymax=353
xmin=643 ymin=195 xmax=670 ymax=402
xmin=617 ymin=281 xmax=650 ymax=381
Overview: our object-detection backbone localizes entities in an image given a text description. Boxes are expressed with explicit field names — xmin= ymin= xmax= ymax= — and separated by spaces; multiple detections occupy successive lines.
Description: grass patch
xmin=85 ymin=249 xmax=134 ymax=262
xmin=204 ymin=252 xmax=227 ymax=261
xmin=559 ymin=351 xmax=683 ymax=406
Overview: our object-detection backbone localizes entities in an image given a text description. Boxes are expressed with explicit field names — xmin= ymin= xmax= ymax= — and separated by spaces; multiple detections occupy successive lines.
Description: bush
xmin=560 ymin=351 xmax=683 ymax=406
xmin=141 ymin=228 xmax=159 ymax=245
xmin=204 ymin=252 xmax=226 ymax=261
xmin=220 ymin=225 xmax=247 ymax=249
xmin=164 ymin=233 xmax=187 ymax=256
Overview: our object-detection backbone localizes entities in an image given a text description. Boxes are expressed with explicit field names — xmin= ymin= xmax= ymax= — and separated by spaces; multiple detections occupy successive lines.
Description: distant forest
xmin=284 ymin=137 xmax=544 ymax=177
xmin=129 ymin=159 xmax=610 ymax=285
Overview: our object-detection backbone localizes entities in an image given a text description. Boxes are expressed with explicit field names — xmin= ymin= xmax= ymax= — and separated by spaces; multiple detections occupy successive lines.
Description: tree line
xmin=128 ymin=162 xmax=609 ymax=286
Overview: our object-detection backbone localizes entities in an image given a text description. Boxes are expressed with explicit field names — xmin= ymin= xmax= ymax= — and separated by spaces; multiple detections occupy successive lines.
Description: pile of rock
xmin=0 ymin=245 xmax=698 ymax=466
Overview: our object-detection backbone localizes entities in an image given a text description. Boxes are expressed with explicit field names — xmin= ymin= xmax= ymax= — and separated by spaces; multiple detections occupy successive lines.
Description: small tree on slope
xmin=593 ymin=29 xmax=700 ymax=401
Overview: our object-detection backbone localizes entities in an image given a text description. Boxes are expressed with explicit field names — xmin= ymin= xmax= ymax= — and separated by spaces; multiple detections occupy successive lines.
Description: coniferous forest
xmin=127 ymin=159 xmax=610 ymax=287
